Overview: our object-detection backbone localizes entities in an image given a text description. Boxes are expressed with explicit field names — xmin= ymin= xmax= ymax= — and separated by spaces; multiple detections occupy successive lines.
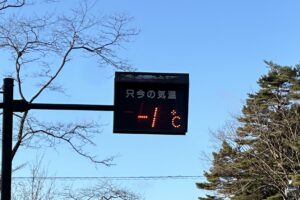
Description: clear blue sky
xmin=3 ymin=0 xmax=300 ymax=199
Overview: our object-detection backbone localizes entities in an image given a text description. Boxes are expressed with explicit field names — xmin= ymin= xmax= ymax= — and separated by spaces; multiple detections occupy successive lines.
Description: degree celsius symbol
xmin=171 ymin=109 xmax=181 ymax=128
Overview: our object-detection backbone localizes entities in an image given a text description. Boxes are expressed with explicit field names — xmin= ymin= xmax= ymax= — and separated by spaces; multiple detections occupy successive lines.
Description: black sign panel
xmin=113 ymin=72 xmax=189 ymax=135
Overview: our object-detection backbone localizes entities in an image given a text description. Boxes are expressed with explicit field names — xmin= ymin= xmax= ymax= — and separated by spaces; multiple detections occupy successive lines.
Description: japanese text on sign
xmin=125 ymin=89 xmax=177 ymax=100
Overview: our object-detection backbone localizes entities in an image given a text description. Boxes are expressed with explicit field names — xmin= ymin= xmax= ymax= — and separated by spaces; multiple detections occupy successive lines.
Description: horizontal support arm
xmin=30 ymin=103 xmax=114 ymax=111
xmin=0 ymin=100 xmax=114 ymax=112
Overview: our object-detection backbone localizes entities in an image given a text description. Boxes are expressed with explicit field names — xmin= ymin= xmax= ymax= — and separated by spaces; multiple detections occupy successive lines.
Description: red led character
xmin=151 ymin=107 xmax=159 ymax=128
xmin=171 ymin=110 xmax=181 ymax=128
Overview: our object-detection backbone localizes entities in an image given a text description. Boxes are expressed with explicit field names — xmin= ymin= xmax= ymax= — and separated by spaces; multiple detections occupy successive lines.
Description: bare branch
xmin=1 ymin=0 xmax=138 ymax=167
xmin=12 ymin=157 xmax=141 ymax=199
xmin=0 ymin=0 xmax=25 ymax=11
xmin=63 ymin=182 xmax=141 ymax=200
xmin=15 ymin=117 xmax=115 ymax=166
xmin=12 ymin=157 xmax=58 ymax=200
xmin=0 ymin=6 xmax=137 ymax=101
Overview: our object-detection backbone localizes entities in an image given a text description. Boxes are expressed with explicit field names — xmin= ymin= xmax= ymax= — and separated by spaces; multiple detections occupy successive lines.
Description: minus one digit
xmin=151 ymin=107 xmax=159 ymax=128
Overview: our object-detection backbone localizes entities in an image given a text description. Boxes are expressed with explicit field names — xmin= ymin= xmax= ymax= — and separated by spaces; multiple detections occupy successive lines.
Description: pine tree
xmin=197 ymin=62 xmax=300 ymax=199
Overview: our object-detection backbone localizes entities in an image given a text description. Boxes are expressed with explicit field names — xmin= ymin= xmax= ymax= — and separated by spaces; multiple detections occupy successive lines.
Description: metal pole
xmin=29 ymin=103 xmax=114 ymax=111
xmin=1 ymin=78 xmax=14 ymax=200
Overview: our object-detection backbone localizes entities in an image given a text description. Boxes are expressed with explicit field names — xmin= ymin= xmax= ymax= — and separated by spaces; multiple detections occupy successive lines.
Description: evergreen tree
xmin=197 ymin=62 xmax=300 ymax=200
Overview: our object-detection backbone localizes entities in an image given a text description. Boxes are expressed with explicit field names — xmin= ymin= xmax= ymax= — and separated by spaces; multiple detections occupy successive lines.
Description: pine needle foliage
xmin=197 ymin=62 xmax=300 ymax=200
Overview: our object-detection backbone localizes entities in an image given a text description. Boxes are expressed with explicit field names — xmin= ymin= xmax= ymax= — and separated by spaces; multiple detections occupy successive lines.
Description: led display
xmin=113 ymin=72 xmax=189 ymax=135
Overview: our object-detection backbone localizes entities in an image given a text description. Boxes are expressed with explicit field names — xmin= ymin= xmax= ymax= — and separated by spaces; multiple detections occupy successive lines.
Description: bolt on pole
xmin=1 ymin=78 xmax=14 ymax=200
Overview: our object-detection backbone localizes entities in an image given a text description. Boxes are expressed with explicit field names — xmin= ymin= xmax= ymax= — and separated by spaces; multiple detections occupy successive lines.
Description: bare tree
xmin=12 ymin=158 xmax=57 ymax=200
xmin=63 ymin=182 xmax=141 ymax=200
xmin=0 ymin=0 xmax=138 ymax=165
xmin=11 ymin=158 xmax=142 ymax=200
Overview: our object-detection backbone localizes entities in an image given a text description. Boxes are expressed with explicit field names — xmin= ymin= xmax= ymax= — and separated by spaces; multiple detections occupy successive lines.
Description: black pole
xmin=1 ymin=78 xmax=14 ymax=200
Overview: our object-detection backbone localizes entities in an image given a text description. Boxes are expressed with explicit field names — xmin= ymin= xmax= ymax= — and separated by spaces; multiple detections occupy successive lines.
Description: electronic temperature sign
xmin=113 ymin=72 xmax=189 ymax=135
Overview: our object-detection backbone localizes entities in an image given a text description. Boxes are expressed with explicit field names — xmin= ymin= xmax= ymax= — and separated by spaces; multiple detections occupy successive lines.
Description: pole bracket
xmin=0 ymin=100 xmax=30 ymax=112
xmin=13 ymin=100 xmax=29 ymax=112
